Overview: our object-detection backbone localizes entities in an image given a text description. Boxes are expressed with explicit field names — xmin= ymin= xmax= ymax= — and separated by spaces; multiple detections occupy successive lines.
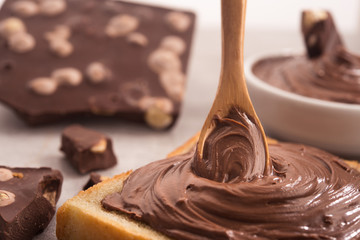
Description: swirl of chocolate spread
xmin=102 ymin=107 xmax=360 ymax=240
xmin=253 ymin=11 xmax=360 ymax=104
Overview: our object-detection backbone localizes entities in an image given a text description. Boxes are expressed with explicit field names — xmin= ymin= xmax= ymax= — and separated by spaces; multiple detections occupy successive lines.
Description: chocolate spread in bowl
xmin=253 ymin=11 xmax=360 ymax=105
xmin=253 ymin=50 xmax=360 ymax=104
xmin=102 ymin=107 xmax=360 ymax=240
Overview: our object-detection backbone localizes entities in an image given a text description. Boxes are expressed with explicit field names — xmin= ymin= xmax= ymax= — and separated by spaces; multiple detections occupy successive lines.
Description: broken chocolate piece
xmin=83 ymin=172 xmax=109 ymax=190
xmin=0 ymin=166 xmax=63 ymax=239
xmin=0 ymin=0 xmax=196 ymax=127
xmin=301 ymin=10 xmax=343 ymax=59
xmin=60 ymin=125 xmax=117 ymax=174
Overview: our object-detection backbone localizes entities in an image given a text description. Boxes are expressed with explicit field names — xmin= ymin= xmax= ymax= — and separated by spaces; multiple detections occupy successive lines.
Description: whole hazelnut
xmin=0 ymin=17 xmax=26 ymax=38
xmin=165 ymin=12 xmax=191 ymax=32
xmin=159 ymin=71 xmax=185 ymax=102
xmin=138 ymin=96 xmax=174 ymax=114
xmin=148 ymin=49 xmax=181 ymax=74
xmin=49 ymin=38 xmax=73 ymax=57
xmin=86 ymin=62 xmax=109 ymax=84
xmin=52 ymin=67 xmax=83 ymax=86
xmin=11 ymin=0 xmax=39 ymax=17
xmin=8 ymin=31 xmax=36 ymax=53
xmin=39 ymin=0 xmax=67 ymax=16
xmin=0 ymin=190 xmax=15 ymax=207
xmin=28 ymin=77 xmax=58 ymax=95
xmin=45 ymin=25 xmax=71 ymax=41
xmin=0 ymin=168 xmax=13 ymax=182
xmin=127 ymin=32 xmax=148 ymax=47
xmin=160 ymin=36 xmax=186 ymax=55
xmin=145 ymin=104 xmax=173 ymax=130
xmin=105 ymin=14 xmax=139 ymax=38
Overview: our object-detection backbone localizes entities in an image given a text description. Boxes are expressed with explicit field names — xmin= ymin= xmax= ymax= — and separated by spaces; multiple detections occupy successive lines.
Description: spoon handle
xmin=197 ymin=0 xmax=270 ymax=173
xmin=219 ymin=0 xmax=248 ymax=107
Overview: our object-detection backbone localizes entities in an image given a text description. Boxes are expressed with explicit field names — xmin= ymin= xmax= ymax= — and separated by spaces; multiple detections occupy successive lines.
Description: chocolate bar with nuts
xmin=60 ymin=125 xmax=117 ymax=174
xmin=0 ymin=166 xmax=63 ymax=239
xmin=0 ymin=0 xmax=196 ymax=129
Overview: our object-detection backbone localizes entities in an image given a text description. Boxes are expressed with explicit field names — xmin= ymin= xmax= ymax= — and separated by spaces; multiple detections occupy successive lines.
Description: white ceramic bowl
xmin=245 ymin=51 xmax=360 ymax=159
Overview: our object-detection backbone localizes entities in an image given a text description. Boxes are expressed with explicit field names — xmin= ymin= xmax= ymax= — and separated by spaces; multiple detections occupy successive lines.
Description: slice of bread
xmin=56 ymin=171 xmax=171 ymax=240
xmin=57 ymin=134 xmax=360 ymax=240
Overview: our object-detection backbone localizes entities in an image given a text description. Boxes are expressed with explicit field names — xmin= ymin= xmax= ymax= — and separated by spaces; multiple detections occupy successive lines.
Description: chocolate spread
xmin=102 ymin=108 xmax=360 ymax=239
xmin=253 ymin=50 xmax=360 ymax=104
xmin=253 ymin=11 xmax=360 ymax=105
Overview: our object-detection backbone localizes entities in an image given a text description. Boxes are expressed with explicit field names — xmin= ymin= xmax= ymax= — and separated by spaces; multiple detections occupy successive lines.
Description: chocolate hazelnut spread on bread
xmin=253 ymin=11 xmax=360 ymax=104
xmin=102 ymin=108 xmax=360 ymax=239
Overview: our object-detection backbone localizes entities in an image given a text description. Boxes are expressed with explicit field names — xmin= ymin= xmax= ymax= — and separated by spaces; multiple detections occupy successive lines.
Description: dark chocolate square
xmin=60 ymin=124 xmax=117 ymax=174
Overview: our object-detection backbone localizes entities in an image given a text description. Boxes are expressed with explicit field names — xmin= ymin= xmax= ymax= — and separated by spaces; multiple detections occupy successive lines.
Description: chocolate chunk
xmin=0 ymin=166 xmax=63 ymax=239
xmin=83 ymin=172 xmax=108 ymax=190
xmin=60 ymin=125 xmax=117 ymax=174
xmin=301 ymin=10 xmax=343 ymax=59
xmin=0 ymin=0 xmax=196 ymax=127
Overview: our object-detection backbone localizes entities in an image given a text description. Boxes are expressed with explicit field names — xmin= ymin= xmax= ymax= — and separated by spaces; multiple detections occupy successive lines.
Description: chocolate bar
xmin=83 ymin=172 xmax=108 ymax=190
xmin=0 ymin=166 xmax=63 ymax=239
xmin=0 ymin=0 xmax=196 ymax=129
xmin=60 ymin=125 xmax=117 ymax=174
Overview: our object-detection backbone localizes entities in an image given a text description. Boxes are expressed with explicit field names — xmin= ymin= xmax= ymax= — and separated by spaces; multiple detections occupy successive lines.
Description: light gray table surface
xmin=0 ymin=27 xmax=359 ymax=239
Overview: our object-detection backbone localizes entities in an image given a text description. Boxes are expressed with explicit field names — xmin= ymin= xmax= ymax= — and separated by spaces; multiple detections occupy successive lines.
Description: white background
xmin=1 ymin=0 xmax=359 ymax=33
xmin=129 ymin=0 xmax=360 ymax=33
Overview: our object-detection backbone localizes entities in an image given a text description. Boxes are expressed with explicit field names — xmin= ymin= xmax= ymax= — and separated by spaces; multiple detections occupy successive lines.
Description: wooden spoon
xmin=196 ymin=0 xmax=270 ymax=172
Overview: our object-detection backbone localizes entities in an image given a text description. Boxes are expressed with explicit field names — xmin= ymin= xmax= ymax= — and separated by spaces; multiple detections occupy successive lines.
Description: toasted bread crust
xmin=346 ymin=160 xmax=360 ymax=171
xmin=167 ymin=132 xmax=200 ymax=158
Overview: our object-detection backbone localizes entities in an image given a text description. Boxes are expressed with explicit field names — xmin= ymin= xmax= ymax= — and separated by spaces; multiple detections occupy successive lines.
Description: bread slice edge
xmin=56 ymin=171 xmax=171 ymax=240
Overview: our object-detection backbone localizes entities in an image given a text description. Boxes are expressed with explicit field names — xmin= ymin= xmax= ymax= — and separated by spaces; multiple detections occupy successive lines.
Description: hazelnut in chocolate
xmin=0 ymin=0 xmax=196 ymax=128
xmin=0 ymin=166 xmax=63 ymax=239
xmin=60 ymin=125 xmax=117 ymax=174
